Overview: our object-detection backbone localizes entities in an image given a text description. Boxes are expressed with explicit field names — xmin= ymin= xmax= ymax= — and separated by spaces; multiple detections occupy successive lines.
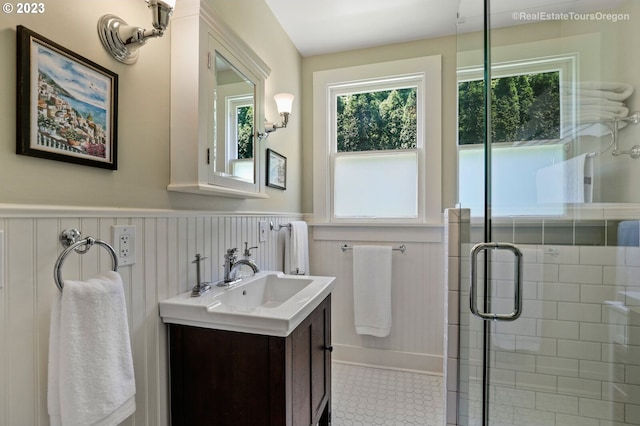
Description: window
xmin=333 ymin=84 xmax=419 ymax=219
xmin=313 ymin=56 xmax=442 ymax=223
xmin=457 ymin=55 xmax=577 ymax=216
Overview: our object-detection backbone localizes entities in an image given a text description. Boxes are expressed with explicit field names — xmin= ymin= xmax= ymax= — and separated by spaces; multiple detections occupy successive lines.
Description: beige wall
xmin=0 ymin=0 xmax=303 ymax=213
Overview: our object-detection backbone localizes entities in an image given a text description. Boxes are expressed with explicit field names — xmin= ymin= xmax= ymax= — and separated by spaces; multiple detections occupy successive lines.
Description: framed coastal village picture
xmin=16 ymin=25 xmax=118 ymax=170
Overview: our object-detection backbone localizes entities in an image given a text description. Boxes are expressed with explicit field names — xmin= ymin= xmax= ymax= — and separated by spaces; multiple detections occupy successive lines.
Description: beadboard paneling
xmin=309 ymin=227 xmax=445 ymax=373
xmin=0 ymin=209 xmax=299 ymax=426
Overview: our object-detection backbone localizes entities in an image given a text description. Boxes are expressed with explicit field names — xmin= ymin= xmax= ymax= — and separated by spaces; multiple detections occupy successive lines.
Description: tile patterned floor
xmin=332 ymin=362 xmax=445 ymax=426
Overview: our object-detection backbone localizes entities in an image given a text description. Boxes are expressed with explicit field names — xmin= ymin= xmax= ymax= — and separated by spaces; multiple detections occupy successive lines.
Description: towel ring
xmin=54 ymin=229 xmax=118 ymax=292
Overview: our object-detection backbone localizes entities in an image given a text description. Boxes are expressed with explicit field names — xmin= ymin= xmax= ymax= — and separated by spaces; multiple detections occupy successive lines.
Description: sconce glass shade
xmin=274 ymin=93 xmax=295 ymax=115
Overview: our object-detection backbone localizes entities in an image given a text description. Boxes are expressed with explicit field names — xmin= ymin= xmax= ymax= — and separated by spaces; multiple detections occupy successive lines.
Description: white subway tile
xmin=580 ymin=246 xmax=620 ymax=265
xmin=536 ymin=355 xmax=579 ymax=377
xmin=516 ymin=336 xmax=556 ymax=356
xmin=626 ymin=365 xmax=640 ymax=385
xmin=580 ymin=323 xmax=625 ymax=343
xmin=626 ymin=247 xmax=640 ymax=267
xmin=515 ymin=371 xmax=557 ymax=392
xmin=603 ymin=266 xmax=640 ymax=286
xmin=559 ymin=377 xmax=602 ymax=398
xmin=495 ymin=351 xmax=536 ymax=372
xmin=560 ymin=265 xmax=603 ymax=284
xmin=537 ymin=245 xmax=580 ymax=264
xmin=555 ymin=413 xmax=599 ymax=426
xmin=496 ymin=318 xmax=537 ymax=337
xmin=535 ymin=391 xmax=579 ymax=414
xmin=602 ymin=381 xmax=640 ymax=403
xmin=558 ymin=302 xmax=602 ymax=323
xmin=626 ymin=402 xmax=640 ymax=424
xmin=579 ymin=360 xmax=624 ymax=382
xmin=537 ymin=319 xmax=579 ymax=339
xmin=558 ymin=340 xmax=602 ymax=361
xmin=492 ymin=385 xmax=534 ymax=408
xmin=538 ymin=282 xmax=580 ymax=302
xmin=581 ymin=285 xmax=620 ymax=303
xmin=578 ymin=397 xmax=625 ymax=421
xmin=513 ymin=407 xmax=555 ymax=426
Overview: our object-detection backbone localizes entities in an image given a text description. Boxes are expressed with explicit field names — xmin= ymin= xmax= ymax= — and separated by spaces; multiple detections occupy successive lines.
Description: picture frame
xmin=16 ymin=25 xmax=118 ymax=170
xmin=266 ymin=148 xmax=286 ymax=190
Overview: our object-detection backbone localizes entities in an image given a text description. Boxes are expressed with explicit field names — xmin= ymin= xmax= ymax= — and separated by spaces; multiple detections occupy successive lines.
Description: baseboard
xmin=332 ymin=343 xmax=443 ymax=375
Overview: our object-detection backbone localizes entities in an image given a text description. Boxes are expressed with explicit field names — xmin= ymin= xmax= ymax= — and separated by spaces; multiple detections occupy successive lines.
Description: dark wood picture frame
xmin=266 ymin=148 xmax=286 ymax=190
xmin=16 ymin=25 xmax=118 ymax=170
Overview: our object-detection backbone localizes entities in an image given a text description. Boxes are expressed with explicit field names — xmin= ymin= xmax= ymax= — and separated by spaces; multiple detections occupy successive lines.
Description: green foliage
xmin=236 ymin=105 xmax=254 ymax=159
xmin=458 ymin=71 xmax=560 ymax=145
xmin=336 ymin=88 xmax=417 ymax=152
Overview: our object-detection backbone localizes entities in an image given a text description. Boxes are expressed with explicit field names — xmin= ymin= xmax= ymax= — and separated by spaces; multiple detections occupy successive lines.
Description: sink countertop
xmin=159 ymin=271 xmax=336 ymax=337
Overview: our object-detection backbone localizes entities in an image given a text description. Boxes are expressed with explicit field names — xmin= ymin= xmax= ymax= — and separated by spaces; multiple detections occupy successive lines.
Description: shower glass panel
xmin=457 ymin=1 xmax=640 ymax=425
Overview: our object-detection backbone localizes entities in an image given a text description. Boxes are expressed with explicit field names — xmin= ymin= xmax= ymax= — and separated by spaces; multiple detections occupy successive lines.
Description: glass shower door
xmin=457 ymin=0 xmax=640 ymax=425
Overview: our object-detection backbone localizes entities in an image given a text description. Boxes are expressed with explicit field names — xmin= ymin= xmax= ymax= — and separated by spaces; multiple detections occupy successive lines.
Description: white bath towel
xmin=564 ymin=81 xmax=634 ymax=101
xmin=535 ymin=153 xmax=593 ymax=204
xmin=48 ymin=271 xmax=136 ymax=426
xmin=284 ymin=221 xmax=309 ymax=275
xmin=353 ymin=245 xmax=392 ymax=337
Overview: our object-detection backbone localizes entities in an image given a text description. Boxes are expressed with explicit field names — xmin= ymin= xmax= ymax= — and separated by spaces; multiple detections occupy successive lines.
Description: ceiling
xmin=264 ymin=0 xmax=624 ymax=57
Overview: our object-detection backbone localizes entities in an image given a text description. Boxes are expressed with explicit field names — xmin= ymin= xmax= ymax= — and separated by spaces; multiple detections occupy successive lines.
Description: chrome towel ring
xmin=54 ymin=228 xmax=118 ymax=292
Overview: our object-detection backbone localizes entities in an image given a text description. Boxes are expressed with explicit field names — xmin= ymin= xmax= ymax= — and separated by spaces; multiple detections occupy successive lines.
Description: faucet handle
xmin=225 ymin=248 xmax=239 ymax=261
xmin=243 ymin=242 xmax=258 ymax=257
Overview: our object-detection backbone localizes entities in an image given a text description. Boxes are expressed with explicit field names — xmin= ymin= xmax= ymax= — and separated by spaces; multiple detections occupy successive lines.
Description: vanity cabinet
xmin=168 ymin=295 xmax=331 ymax=426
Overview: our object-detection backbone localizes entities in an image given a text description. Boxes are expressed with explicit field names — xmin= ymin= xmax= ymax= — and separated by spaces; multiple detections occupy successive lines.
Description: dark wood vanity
xmin=168 ymin=295 xmax=331 ymax=426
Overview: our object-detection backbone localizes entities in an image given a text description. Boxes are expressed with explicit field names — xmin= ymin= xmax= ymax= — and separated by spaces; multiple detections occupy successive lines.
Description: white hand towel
xmin=535 ymin=153 xmax=593 ymax=204
xmin=284 ymin=221 xmax=309 ymax=275
xmin=353 ymin=245 xmax=392 ymax=337
xmin=48 ymin=271 xmax=136 ymax=426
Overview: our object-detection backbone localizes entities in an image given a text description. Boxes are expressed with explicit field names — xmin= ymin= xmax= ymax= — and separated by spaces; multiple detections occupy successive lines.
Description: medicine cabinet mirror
xmin=169 ymin=0 xmax=270 ymax=198
xmin=213 ymin=53 xmax=255 ymax=185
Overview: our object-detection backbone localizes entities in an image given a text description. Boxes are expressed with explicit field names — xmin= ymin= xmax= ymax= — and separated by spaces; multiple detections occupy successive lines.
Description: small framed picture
xmin=16 ymin=25 xmax=118 ymax=170
xmin=266 ymin=149 xmax=286 ymax=190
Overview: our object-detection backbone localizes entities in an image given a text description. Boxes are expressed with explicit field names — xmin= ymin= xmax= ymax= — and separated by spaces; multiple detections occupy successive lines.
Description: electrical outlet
xmin=259 ymin=220 xmax=267 ymax=242
xmin=112 ymin=225 xmax=136 ymax=266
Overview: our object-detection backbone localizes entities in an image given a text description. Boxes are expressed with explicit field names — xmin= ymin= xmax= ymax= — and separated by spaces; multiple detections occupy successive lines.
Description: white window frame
xmin=313 ymin=56 xmax=442 ymax=224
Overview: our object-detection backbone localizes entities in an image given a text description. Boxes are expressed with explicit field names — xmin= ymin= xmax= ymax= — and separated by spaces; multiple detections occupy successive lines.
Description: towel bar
xmin=340 ymin=244 xmax=406 ymax=253
xmin=270 ymin=221 xmax=291 ymax=231
xmin=54 ymin=228 xmax=118 ymax=292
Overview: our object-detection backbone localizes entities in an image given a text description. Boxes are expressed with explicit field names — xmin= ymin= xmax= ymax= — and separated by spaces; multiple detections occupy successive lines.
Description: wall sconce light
xmin=98 ymin=0 xmax=176 ymax=65
xmin=260 ymin=93 xmax=295 ymax=140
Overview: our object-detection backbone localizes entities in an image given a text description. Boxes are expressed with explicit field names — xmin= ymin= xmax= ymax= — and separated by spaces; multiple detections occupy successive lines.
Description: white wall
xmin=0 ymin=206 xmax=300 ymax=425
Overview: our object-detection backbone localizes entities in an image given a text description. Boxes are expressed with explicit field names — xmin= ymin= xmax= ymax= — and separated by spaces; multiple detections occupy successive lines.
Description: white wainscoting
xmin=309 ymin=224 xmax=446 ymax=374
xmin=0 ymin=206 xmax=300 ymax=426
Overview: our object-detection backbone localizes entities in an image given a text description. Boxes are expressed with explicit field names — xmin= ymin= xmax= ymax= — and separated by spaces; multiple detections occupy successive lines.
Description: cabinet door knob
xmin=324 ymin=345 xmax=333 ymax=352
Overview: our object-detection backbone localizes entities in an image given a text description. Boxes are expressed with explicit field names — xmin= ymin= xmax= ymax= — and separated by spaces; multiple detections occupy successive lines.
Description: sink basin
xmin=159 ymin=271 xmax=335 ymax=336
xmin=211 ymin=274 xmax=313 ymax=311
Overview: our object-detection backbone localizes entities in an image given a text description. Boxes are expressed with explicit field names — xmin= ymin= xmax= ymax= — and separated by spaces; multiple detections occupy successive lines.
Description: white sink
xmin=159 ymin=271 xmax=335 ymax=337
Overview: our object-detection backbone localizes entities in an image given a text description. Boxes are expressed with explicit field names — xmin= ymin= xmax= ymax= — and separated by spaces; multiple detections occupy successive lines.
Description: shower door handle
xmin=469 ymin=242 xmax=523 ymax=321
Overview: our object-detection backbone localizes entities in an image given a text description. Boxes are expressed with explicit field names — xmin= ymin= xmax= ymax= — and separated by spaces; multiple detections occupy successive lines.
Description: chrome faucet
xmin=218 ymin=244 xmax=259 ymax=287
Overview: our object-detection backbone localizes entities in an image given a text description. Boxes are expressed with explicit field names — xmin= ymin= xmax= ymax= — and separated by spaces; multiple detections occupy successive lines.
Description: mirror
xmin=213 ymin=53 xmax=256 ymax=184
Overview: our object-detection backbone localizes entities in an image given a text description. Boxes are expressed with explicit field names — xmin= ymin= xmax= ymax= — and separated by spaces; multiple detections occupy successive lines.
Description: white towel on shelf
xmin=535 ymin=153 xmax=593 ymax=204
xmin=353 ymin=245 xmax=392 ymax=337
xmin=48 ymin=271 xmax=136 ymax=426
xmin=284 ymin=221 xmax=309 ymax=275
